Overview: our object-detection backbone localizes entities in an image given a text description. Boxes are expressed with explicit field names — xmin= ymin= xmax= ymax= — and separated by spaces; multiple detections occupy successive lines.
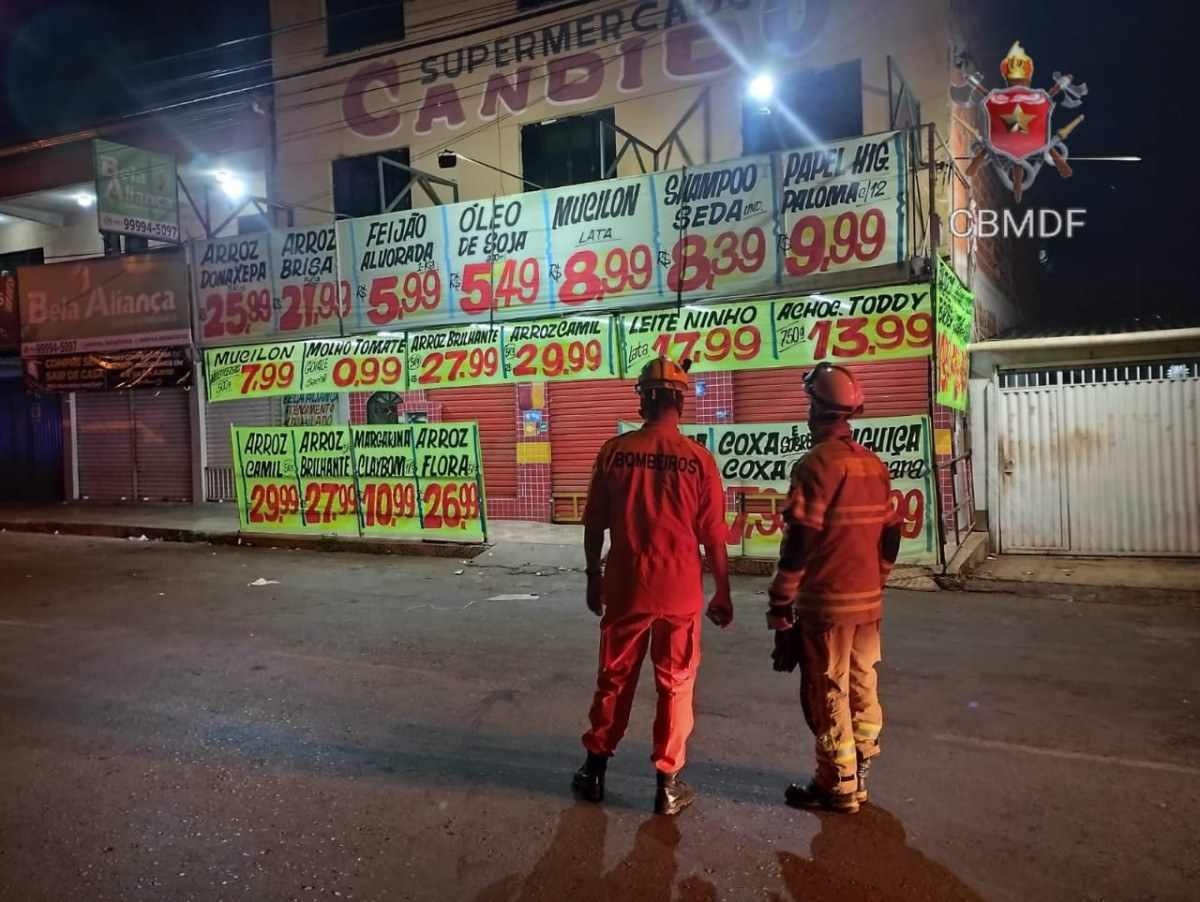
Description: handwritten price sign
xmin=411 ymin=423 xmax=486 ymax=541
xmin=656 ymin=156 xmax=777 ymax=303
xmin=408 ymin=324 xmax=504 ymax=388
xmin=193 ymin=235 xmax=276 ymax=345
xmin=771 ymin=287 xmax=933 ymax=367
xmin=935 ymin=257 xmax=974 ymax=411
xmin=447 ymin=198 xmax=546 ymax=322
xmin=502 ymin=317 xmax=617 ymax=383
xmin=619 ymin=300 xmax=773 ymax=376
xmin=777 ymin=133 xmax=905 ymax=285
xmin=297 ymin=336 xmax=406 ymax=394
xmin=231 ymin=428 xmax=304 ymax=533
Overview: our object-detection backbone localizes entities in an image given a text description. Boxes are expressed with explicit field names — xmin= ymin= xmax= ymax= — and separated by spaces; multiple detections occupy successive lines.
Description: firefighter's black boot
xmin=855 ymin=755 xmax=871 ymax=804
xmin=785 ymin=779 xmax=860 ymax=814
xmin=654 ymin=770 xmax=696 ymax=816
xmin=572 ymin=753 xmax=608 ymax=803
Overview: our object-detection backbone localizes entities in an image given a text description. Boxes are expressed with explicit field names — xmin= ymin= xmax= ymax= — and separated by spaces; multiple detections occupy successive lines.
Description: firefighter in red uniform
xmin=767 ymin=363 xmax=903 ymax=814
xmin=573 ymin=356 xmax=733 ymax=816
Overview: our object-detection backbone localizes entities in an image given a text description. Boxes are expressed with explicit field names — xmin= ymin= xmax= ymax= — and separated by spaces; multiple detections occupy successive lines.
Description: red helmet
xmin=804 ymin=363 xmax=864 ymax=416
xmin=636 ymin=356 xmax=691 ymax=395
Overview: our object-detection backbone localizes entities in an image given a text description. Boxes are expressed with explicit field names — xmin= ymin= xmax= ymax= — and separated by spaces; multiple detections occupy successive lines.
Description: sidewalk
xmin=0 ymin=502 xmax=941 ymax=588
xmin=966 ymin=553 xmax=1200 ymax=603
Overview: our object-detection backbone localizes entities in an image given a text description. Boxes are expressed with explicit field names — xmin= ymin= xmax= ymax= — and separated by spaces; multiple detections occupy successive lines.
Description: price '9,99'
xmin=785 ymin=209 xmax=887 ymax=277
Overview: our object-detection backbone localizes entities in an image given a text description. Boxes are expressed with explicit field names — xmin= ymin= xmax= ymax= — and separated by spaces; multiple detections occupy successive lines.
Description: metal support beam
xmin=0 ymin=202 xmax=64 ymax=228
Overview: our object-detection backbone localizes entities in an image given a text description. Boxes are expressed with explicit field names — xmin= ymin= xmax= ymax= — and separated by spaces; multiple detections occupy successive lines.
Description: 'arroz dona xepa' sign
xmin=231 ymin=422 xmax=486 ymax=542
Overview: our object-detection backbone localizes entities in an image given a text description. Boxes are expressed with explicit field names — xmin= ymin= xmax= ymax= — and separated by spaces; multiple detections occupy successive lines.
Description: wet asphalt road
xmin=0 ymin=533 xmax=1198 ymax=901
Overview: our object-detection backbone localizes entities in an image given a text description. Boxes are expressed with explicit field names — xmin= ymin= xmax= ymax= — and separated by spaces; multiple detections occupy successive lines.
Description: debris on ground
xmin=248 ymin=577 xmax=280 ymax=587
xmin=486 ymin=594 xmax=539 ymax=601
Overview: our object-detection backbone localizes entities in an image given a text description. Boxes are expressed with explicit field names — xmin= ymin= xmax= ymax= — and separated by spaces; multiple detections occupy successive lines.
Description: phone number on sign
xmin=120 ymin=218 xmax=179 ymax=241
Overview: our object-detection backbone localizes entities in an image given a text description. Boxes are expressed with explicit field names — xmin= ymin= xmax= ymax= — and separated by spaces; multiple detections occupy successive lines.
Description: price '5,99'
xmin=367 ymin=272 xmax=442 ymax=326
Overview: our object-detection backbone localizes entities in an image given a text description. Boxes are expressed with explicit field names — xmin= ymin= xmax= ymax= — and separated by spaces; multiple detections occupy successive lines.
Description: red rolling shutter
xmin=733 ymin=359 xmax=931 ymax=422
xmin=426 ymin=384 xmax=517 ymax=499
xmin=549 ymin=379 xmax=640 ymax=522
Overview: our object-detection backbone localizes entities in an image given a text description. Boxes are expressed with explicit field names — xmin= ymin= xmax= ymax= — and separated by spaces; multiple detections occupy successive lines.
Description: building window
xmin=521 ymin=109 xmax=616 ymax=191
xmin=326 ymin=0 xmax=404 ymax=56
xmin=742 ymin=60 xmax=863 ymax=155
xmin=332 ymin=148 xmax=411 ymax=219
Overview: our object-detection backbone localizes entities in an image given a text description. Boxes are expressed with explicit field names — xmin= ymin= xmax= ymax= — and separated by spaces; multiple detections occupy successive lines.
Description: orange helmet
xmin=636 ymin=356 xmax=690 ymax=395
xmin=804 ymin=363 xmax=864 ymax=416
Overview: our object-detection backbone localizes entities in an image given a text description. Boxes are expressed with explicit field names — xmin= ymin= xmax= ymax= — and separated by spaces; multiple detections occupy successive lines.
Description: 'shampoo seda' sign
xmin=18 ymin=254 xmax=191 ymax=356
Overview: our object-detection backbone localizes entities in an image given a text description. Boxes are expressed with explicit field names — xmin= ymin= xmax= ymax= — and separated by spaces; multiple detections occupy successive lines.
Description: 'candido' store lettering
xmin=341 ymin=1 xmax=828 ymax=138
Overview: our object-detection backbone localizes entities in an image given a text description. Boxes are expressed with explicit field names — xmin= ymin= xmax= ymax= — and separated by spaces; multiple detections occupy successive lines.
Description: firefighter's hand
xmin=706 ymin=587 xmax=733 ymax=628
xmin=772 ymin=627 xmax=800 ymax=672
xmin=586 ymin=572 xmax=605 ymax=617
xmin=766 ymin=602 xmax=796 ymax=631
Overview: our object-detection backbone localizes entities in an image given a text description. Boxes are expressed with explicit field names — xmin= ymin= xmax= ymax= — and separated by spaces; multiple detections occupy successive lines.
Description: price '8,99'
xmin=558 ymin=245 xmax=654 ymax=305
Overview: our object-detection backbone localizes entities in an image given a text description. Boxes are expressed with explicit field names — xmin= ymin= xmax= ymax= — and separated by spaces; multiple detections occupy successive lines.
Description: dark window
xmin=742 ymin=60 xmax=863 ymax=155
xmin=238 ymin=213 xmax=270 ymax=235
xmin=521 ymin=109 xmax=616 ymax=191
xmin=326 ymin=0 xmax=404 ymax=56
xmin=332 ymin=148 xmax=411 ymax=219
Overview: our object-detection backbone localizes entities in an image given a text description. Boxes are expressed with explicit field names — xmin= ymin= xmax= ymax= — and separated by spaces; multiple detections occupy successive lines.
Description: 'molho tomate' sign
xmin=18 ymin=254 xmax=191 ymax=356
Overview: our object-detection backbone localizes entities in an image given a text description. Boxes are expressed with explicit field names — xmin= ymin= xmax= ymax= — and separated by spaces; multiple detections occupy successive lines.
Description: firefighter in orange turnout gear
xmin=573 ymin=356 xmax=733 ymax=816
xmin=767 ymin=363 xmax=903 ymax=814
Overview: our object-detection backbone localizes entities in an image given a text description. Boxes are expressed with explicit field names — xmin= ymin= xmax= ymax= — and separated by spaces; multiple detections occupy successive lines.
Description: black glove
xmin=772 ymin=627 xmax=801 ymax=672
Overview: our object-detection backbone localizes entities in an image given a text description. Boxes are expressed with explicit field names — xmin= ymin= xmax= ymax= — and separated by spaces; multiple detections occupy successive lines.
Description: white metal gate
xmin=996 ymin=360 xmax=1200 ymax=555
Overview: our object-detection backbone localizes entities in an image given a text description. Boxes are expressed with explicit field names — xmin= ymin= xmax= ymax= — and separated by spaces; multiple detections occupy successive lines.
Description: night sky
xmin=0 ymin=1 xmax=1189 ymax=327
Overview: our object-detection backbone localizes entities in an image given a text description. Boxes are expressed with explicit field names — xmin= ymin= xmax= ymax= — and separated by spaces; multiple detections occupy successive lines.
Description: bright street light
xmin=214 ymin=169 xmax=246 ymax=200
xmin=75 ymin=193 xmax=94 ymax=207
xmin=747 ymin=72 xmax=775 ymax=103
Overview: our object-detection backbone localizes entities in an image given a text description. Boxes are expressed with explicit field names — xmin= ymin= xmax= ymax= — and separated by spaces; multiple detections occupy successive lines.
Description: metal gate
xmin=996 ymin=361 xmax=1200 ymax=555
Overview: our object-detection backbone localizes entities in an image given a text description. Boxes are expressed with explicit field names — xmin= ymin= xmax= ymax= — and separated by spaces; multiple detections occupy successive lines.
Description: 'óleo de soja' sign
xmin=445 ymin=196 xmax=548 ymax=323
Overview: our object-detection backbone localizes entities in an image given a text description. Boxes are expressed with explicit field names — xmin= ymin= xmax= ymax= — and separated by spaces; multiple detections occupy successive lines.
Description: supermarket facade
xmin=1 ymin=0 xmax=1027 ymax=566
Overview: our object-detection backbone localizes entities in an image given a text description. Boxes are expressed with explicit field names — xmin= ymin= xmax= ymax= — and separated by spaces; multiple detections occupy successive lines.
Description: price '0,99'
xmin=204 ymin=289 xmax=273 ymax=339
xmin=667 ymin=228 xmax=766 ymax=294
xmin=240 ymin=361 xmax=295 ymax=395
xmin=652 ymin=326 xmax=761 ymax=366
xmin=330 ymin=356 xmax=403 ymax=389
xmin=512 ymin=340 xmax=603 ymax=379
xmin=799 ymin=313 xmax=933 ymax=361
xmin=303 ymin=482 xmax=357 ymax=524
xmin=786 ymin=209 xmax=887 ymax=277
xmin=558 ymin=245 xmax=654 ymax=305
xmin=360 ymin=482 xmax=418 ymax=527
xmin=367 ymin=272 xmax=442 ymax=326
xmin=418 ymin=346 xmax=500 ymax=385
xmin=248 ymin=483 xmax=300 ymax=523
xmin=422 ymin=482 xmax=480 ymax=530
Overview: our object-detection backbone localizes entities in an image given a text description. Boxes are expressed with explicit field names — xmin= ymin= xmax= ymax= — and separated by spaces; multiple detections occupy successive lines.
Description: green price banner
xmin=407 ymin=324 xmax=503 ymax=389
xmin=205 ymin=336 xmax=406 ymax=402
xmin=502 ymin=317 xmax=618 ymax=383
xmin=935 ymin=257 xmax=973 ymax=411
xmin=231 ymin=423 xmax=486 ymax=542
xmin=619 ymin=300 xmax=776 ymax=375
xmin=771 ymin=286 xmax=934 ymax=367
xmin=623 ymin=416 xmax=936 ymax=564
xmin=231 ymin=427 xmax=304 ymax=533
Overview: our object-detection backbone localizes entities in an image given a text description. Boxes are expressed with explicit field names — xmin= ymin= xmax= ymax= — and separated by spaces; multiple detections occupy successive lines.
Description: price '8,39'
xmin=667 ymin=229 xmax=766 ymax=294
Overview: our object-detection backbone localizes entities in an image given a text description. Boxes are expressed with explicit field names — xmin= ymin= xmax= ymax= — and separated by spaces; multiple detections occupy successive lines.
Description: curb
xmin=961 ymin=576 xmax=1200 ymax=606
xmin=0 ymin=520 xmax=485 ymax=560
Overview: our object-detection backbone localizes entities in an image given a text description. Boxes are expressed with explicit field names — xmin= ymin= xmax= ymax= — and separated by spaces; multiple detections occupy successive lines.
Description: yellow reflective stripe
xmin=853 ymin=722 xmax=882 ymax=740
xmin=801 ymin=589 xmax=882 ymax=602
xmin=833 ymin=744 xmax=858 ymax=762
